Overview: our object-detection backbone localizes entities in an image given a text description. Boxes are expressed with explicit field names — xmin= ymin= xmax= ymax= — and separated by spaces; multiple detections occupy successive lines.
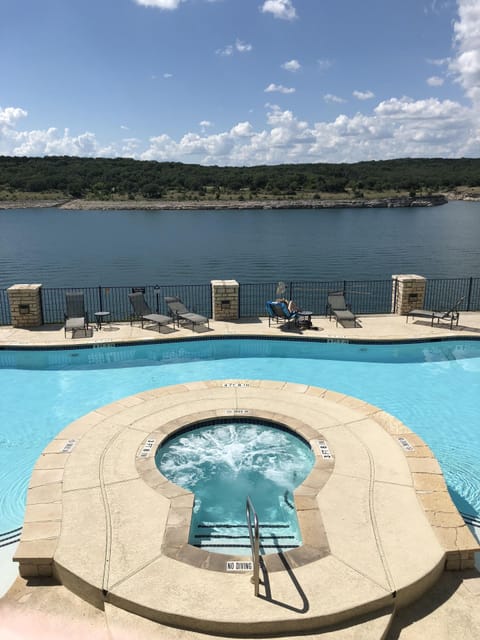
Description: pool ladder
xmin=246 ymin=496 xmax=260 ymax=596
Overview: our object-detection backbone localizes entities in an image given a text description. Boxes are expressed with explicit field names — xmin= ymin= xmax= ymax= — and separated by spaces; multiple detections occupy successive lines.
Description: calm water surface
xmin=0 ymin=201 xmax=479 ymax=288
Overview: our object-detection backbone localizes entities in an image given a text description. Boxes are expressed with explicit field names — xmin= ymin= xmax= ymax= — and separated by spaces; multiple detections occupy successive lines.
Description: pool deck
xmin=1 ymin=313 xmax=480 ymax=639
xmin=1 ymin=310 xmax=480 ymax=347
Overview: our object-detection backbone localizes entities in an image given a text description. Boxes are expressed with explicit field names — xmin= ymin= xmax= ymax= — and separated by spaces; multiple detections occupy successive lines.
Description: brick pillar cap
xmin=7 ymin=284 xmax=43 ymax=291
xmin=211 ymin=280 xmax=239 ymax=286
xmin=391 ymin=274 xmax=426 ymax=281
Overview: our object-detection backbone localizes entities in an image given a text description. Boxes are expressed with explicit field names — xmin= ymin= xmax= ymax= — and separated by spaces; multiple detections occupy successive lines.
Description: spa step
xmin=192 ymin=521 xmax=299 ymax=552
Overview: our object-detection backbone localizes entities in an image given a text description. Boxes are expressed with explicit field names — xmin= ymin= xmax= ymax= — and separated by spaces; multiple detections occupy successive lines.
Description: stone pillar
xmin=392 ymin=275 xmax=426 ymax=315
xmin=8 ymin=284 xmax=43 ymax=327
xmin=211 ymin=280 xmax=239 ymax=321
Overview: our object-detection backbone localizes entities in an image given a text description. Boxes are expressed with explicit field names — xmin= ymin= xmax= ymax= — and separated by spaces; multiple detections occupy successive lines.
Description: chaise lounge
xmin=266 ymin=301 xmax=299 ymax=328
xmin=326 ymin=291 xmax=358 ymax=327
xmin=406 ymin=296 xmax=464 ymax=330
xmin=64 ymin=292 xmax=89 ymax=338
xmin=128 ymin=292 xmax=174 ymax=332
xmin=165 ymin=296 xmax=209 ymax=331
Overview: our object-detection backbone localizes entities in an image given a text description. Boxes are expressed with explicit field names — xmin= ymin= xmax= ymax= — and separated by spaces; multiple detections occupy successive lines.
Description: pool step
xmin=105 ymin=602 xmax=396 ymax=639
xmin=192 ymin=521 xmax=299 ymax=553
xmin=0 ymin=527 xmax=22 ymax=549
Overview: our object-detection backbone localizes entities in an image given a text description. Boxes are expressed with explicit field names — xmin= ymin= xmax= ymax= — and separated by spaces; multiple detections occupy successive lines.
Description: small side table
xmin=94 ymin=311 xmax=110 ymax=330
xmin=297 ymin=310 xmax=313 ymax=329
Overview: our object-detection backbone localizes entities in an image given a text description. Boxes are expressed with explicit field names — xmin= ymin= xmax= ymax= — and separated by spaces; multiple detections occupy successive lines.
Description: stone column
xmin=391 ymin=275 xmax=426 ymax=315
xmin=211 ymin=280 xmax=239 ymax=321
xmin=7 ymin=284 xmax=43 ymax=327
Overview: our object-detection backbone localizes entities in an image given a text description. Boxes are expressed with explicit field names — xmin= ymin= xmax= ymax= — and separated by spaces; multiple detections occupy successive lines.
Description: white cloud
xmin=2 ymin=92 xmax=479 ymax=165
xmin=230 ymin=121 xmax=254 ymax=137
xmin=216 ymin=44 xmax=234 ymax=56
xmin=216 ymin=39 xmax=252 ymax=56
xmin=264 ymin=83 xmax=296 ymax=94
xmin=323 ymin=94 xmax=346 ymax=104
xmin=0 ymin=106 xmax=28 ymax=126
xmin=282 ymin=59 xmax=301 ymax=72
xmin=141 ymin=97 xmax=480 ymax=163
xmin=260 ymin=0 xmax=297 ymax=21
xmin=353 ymin=90 xmax=375 ymax=100
xmin=427 ymin=75 xmax=445 ymax=86
xmin=427 ymin=57 xmax=450 ymax=66
xmin=121 ymin=138 xmax=142 ymax=155
xmin=450 ymin=0 xmax=480 ymax=105
xmin=424 ymin=0 xmax=452 ymax=15
xmin=317 ymin=59 xmax=333 ymax=72
xmin=134 ymin=0 xmax=184 ymax=9
xmin=163 ymin=73 xmax=173 ymax=78
xmin=2 ymin=127 xmax=100 ymax=157
xmin=374 ymin=96 xmax=463 ymax=119
xmin=235 ymin=39 xmax=252 ymax=53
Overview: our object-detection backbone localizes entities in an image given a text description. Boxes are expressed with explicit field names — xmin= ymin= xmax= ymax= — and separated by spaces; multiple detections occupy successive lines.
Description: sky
xmin=1 ymin=0 xmax=480 ymax=165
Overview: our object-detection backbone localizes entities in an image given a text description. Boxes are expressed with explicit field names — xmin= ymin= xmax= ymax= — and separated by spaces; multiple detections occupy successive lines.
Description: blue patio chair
xmin=266 ymin=301 xmax=299 ymax=328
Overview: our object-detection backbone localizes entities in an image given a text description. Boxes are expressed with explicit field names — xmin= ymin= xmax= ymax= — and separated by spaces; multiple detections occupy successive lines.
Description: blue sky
xmin=1 ymin=0 xmax=479 ymax=164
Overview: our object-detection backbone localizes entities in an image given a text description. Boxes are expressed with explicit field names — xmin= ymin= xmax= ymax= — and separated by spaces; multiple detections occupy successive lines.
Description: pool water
xmin=1 ymin=338 xmax=480 ymax=540
xmin=156 ymin=419 xmax=315 ymax=555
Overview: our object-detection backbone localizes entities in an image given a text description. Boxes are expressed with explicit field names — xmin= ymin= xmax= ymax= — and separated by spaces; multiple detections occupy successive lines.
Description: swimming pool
xmin=1 ymin=337 xmax=480 ymax=543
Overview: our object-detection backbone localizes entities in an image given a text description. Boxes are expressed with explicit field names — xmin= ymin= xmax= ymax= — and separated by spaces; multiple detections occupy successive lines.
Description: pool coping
xmin=2 ymin=330 xmax=480 ymax=352
xmin=13 ymin=380 xmax=480 ymax=633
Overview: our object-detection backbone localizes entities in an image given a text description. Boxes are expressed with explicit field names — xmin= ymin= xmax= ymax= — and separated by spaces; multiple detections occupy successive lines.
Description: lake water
xmin=1 ymin=201 xmax=479 ymax=289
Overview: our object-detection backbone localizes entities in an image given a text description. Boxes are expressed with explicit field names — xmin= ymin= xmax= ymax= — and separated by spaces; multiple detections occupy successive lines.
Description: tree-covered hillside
xmin=0 ymin=156 xmax=479 ymax=201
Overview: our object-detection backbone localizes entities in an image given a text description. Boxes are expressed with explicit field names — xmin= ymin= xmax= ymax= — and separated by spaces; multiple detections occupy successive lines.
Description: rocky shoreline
xmin=0 ymin=194 xmax=452 ymax=211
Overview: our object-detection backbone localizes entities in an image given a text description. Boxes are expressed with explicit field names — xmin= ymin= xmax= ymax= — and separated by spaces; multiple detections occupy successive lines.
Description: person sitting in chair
xmin=278 ymin=298 xmax=300 ymax=313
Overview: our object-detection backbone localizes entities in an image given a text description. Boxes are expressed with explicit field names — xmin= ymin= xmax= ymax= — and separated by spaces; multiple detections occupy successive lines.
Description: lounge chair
xmin=406 ymin=296 xmax=464 ymax=329
xmin=266 ymin=301 xmax=299 ymax=328
xmin=64 ymin=292 xmax=89 ymax=338
xmin=326 ymin=291 xmax=357 ymax=327
xmin=165 ymin=296 xmax=209 ymax=331
xmin=128 ymin=292 xmax=173 ymax=332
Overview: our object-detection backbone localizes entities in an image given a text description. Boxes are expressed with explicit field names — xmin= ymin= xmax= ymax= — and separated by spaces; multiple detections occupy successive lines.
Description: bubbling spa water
xmin=156 ymin=419 xmax=315 ymax=555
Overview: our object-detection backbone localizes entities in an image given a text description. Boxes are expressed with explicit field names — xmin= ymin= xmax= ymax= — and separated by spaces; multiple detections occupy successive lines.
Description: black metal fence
xmin=1 ymin=277 xmax=480 ymax=326
xmin=423 ymin=277 xmax=480 ymax=313
xmin=239 ymin=279 xmax=394 ymax=317
xmin=40 ymin=284 xmax=212 ymax=324
xmin=0 ymin=289 xmax=11 ymax=326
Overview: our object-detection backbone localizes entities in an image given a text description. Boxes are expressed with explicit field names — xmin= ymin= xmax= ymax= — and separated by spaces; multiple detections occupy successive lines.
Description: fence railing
xmin=1 ymin=277 xmax=480 ymax=326
xmin=424 ymin=277 xmax=480 ymax=313
xmin=239 ymin=279 xmax=394 ymax=317
xmin=0 ymin=289 xmax=11 ymax=326
xmin=40 ymin=284 xmax=212 ymax=325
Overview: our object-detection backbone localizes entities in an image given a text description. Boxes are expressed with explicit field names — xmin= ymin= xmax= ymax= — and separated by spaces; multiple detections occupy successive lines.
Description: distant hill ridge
xmin=0 ymin=156 xmax=478 ymax=202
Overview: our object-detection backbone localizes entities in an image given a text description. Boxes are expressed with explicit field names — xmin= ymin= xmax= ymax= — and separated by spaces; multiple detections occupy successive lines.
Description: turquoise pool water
xmin=1 ymin=338 xmax=480 ymax=540
xmin=157 ymin=419 xmax=315 ymax=555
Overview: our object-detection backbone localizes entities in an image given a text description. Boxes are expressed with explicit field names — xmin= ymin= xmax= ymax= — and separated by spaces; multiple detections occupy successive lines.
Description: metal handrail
xmin=246 ymin=496 xmax=260 ymax=597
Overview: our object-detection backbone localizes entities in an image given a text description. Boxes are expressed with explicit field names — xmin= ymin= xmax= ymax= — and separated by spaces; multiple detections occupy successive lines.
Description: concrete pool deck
xmin=1 ymin=313 xmax=480 ymax=639
xmin=1 ymin=311 xmax=480 ymax=347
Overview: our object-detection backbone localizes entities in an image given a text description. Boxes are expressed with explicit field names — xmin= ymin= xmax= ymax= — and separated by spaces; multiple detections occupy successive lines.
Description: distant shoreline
xmin=0 ymin=194 xmax=458 ymax=211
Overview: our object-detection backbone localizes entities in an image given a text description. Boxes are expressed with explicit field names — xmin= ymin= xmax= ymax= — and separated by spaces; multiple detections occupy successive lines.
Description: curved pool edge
xmin=2 ymin=329 xmax=480 ymax=353
xmin=13 ymin=380 xmax=480 ymax=633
